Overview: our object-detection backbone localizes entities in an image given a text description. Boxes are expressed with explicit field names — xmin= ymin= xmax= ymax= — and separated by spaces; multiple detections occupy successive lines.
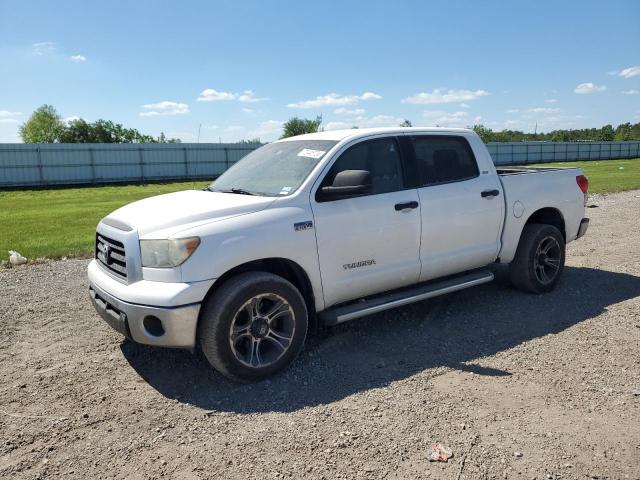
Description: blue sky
xmin=1 ymin=0 xmax=639 ymax=143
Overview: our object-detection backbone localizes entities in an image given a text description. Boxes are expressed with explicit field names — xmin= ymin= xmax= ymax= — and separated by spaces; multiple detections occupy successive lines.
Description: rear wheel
xmin=509 ymin=223 xmax=565 ymax=293
xmin=198 ymin=272 xmax=308 ymax=382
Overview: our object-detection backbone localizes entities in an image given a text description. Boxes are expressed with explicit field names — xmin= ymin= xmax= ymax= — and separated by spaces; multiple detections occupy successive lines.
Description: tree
xmin=19 ymin=104 xmax=64 ymax=143
xmin=472 ymin=124 xmax=494 ymax=143
xmin=20 ymin=105 xmax=180 ymax=143
xmin=57 ymin=117 xmax=178 ymax=143
xmin=399 ymin=119 xmax=413 ymax=127
xmin=599 ymin=124 xmax=615 ymax=141
xmin=281 ymin=116 xmax=322 ymax=138
xmin=237 ymin=138 xmax=262 ymax=144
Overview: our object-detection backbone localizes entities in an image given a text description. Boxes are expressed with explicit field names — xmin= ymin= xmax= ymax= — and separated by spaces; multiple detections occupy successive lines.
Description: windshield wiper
xmin=211 ymin=187 xmax=257 ymax=196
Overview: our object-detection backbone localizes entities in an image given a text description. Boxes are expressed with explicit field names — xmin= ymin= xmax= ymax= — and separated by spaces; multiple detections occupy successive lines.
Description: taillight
xmin=576 ymin=175 xmax=589 ymax=193
xmin=576 ymin=175 xmax=589 ymax=206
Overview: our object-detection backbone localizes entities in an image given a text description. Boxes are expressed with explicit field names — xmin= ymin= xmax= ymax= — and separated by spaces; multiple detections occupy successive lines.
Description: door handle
xmin=395 ymin=201 xmax=419 ymax=211
xmin=481 ymin=189 xmax=500 ymax=198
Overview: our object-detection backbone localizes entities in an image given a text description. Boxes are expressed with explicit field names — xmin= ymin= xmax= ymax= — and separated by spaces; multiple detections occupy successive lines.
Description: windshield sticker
xmin=279 ymin=186 xmax=292 ymax=195
xmin=297 ymin=148 xmax=326 ymax=159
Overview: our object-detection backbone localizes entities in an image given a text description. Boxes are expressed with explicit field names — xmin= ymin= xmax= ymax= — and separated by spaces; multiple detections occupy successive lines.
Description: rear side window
xmin=410 ymin=136 xmax=479 ymax=186
xmin=320 ymin=137 xmax=404 ymax=197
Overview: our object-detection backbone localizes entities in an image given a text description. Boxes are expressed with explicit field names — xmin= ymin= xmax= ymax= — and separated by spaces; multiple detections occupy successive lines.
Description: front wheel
xmin=509 ymin=223 xmax=565 ymax=294
xmin=198 ymin=272 xmax=308 ymax=382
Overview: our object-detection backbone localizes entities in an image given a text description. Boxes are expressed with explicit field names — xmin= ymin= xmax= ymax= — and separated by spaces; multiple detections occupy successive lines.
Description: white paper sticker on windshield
xmin=297 ymin=148 xmax=326 ymax=159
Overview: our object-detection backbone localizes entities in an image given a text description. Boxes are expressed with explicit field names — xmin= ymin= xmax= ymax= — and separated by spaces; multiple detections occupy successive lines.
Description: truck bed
xmin=496 ymin=164 xmax=585 ymax=263
xmin=496 ymin=166 xmax=572 ymax=176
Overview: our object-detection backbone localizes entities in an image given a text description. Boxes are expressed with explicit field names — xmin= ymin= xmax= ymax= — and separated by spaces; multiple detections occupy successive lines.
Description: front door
xmin=311 ymin=136 xmax=422 ymax=307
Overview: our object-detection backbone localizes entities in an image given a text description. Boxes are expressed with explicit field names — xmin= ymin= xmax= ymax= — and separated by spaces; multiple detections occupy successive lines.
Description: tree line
xmin=18 ymin=104 xmax=640 ymax=144
xmin=471 ymin=122 xmax=640 ymax=143
xmin=19 ymin=105 xmax=180 ymax=143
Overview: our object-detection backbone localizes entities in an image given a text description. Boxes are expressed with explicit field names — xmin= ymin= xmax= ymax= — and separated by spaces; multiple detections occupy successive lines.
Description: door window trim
xmin=408 ymin=135 xmax=480 ymax=188
xmin=315 ymin=136 xmax=413 ymax=202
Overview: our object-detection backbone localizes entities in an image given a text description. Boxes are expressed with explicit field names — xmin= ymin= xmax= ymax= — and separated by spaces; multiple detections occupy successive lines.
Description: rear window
xmin=410 ymin=136 xmax=479 ymax=186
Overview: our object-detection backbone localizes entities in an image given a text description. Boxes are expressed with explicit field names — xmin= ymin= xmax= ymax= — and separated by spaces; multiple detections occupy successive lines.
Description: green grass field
xmin=536 ymin=158 xmax=640 ymax=194
xmin=1 ymin=158 xmax=639 ymax=262
xmin=0 ymin=181 xmax=208 ymax=261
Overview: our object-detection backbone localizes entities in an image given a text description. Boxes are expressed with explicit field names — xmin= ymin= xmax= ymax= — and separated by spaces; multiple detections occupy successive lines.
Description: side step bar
xmin=319 ymin=270 xmax=494 ymax=326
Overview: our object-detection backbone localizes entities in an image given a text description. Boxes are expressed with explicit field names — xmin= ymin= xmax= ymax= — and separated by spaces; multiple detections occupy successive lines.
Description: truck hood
xmin=103 ymin=190 xmax=275 ymax=237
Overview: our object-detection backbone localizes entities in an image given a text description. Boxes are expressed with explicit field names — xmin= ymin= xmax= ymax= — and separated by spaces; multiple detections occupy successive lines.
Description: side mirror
xmin=321 ymin=169 xmax=372 ymax=199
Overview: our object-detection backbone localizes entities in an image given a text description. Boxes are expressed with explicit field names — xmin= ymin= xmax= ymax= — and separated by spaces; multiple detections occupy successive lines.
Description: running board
xmin=319 ymin=270 xmax=494 ymax=326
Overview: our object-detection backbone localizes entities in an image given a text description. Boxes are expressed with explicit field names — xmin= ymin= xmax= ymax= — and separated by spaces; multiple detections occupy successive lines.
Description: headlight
xmin=140 ymin=237 xmax=200 ymax=268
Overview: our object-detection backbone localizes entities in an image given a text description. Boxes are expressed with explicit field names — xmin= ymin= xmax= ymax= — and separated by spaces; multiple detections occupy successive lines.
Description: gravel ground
xmin=1 ymin=190 xmax=640 ymax=480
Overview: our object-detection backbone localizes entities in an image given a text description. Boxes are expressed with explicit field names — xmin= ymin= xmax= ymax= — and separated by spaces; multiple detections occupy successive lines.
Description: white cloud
xmin=249 ymin=120 xmax=284 ymax=139
xmin=528 ymin=107 xmax=560 ymax=113
xmin=402 ymin=88 xmax=489 ymax=104
xmin=33 ymin=41 xmax=56 ymax=55
xmin=197 ymin=89 xmax=237 ymax=102
xmin=140 ymin=101 xmax=189 ymax=116
xmin=0 ymin=110 xmax=21 ymax=124
xmin=237 ymin=90 xmax=268 ymax=103
xmin=0 ymin=110 xmax=21 ymax=118
xmin=334 ymin=107 xmax=365 ymax=115
xmin=459 ymin=103 xmax=470 ymax=108
xmin=287 ymin=92 xmax=382 ymax=109
xmin=241 ymin=107 xmax=255 ymax=114
xmin=544 ymin=98 xmax=558 ymax=103
xmin=618 ymin=66 xmax=640 ymax=78
xmin=422 ymin=110 xmax=479 ymax=127
xmin=325 ymin=121 xmax=353 ymax=131
xmin=325 ymin=114 xmax=404 ymax=131
xmin=622 ymin=89 xmax=639 ymax=95
xmin=507 ymin=109 xmax=520 ymax=113
xmin=70 ymin=54 xmax=86 ymax=63
xmin=64 ymin=115 xmax=81 ymax=123
xmin=574 ymin=82 xmax=607 ymax=94
xmin=606 ymin=70 xmax=618 ymax=76
xmin=360 ymin=92 xmax=382 ymax=100
xmin=197 ymin=88 xmax=267 ymax=103
xmin=354 ymin=114 xmax=404 ymax=127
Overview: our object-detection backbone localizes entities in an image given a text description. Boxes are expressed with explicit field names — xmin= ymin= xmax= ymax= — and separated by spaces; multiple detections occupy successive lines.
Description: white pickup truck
xmin=89 ymin=127 xmax=589 ymax=381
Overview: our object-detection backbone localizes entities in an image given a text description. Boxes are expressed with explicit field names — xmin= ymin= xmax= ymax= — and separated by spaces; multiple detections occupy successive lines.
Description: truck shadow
xmin=121 ymin=266 xmax=640 ymax=413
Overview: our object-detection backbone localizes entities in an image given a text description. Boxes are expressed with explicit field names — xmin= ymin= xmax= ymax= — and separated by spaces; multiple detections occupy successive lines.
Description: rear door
xmin=407 ymin=135 xmax=504 ymax=281
xmin=311 ymin=136 xmax=422 ymax=307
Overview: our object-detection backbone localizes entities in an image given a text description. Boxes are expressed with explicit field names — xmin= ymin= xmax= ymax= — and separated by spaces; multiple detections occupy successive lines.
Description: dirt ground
xmin=1 ymin=190 xmax=639 ymax=480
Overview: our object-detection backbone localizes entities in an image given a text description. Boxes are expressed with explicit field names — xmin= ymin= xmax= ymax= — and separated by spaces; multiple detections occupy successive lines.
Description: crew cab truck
xmin=88 ymin=127 xmax=589 ymax=382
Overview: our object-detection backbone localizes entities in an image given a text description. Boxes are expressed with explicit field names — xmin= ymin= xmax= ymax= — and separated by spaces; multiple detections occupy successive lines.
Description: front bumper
xmin=88 ymin=260 xmax=214 ymax=349
xmin=89 ymin=282 xmax=200 ymax=348
xmin=576 ymin=217 xmax=589 ymax=239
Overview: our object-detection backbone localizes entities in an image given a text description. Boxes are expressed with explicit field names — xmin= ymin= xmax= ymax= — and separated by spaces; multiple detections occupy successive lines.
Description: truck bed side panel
xmin=498 ymin=168 xmax=585 ymax=263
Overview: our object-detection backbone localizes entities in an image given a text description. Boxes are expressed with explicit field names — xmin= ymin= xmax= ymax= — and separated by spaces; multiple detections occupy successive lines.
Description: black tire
xmin=198 ymin=271 xmax=308 ymax=382
xmin=509 ymin=223 xmax=565 ymax=294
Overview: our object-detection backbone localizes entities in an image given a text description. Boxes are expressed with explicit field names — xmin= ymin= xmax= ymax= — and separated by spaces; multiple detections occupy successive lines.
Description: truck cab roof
xmin=276 ymin=126 xmax=475 ymax=143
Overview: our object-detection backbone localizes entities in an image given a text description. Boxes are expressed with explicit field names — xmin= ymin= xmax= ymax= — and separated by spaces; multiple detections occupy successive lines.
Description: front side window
xmin=410 ymin=136 xmax=479 ymax=186
xmin=209 ymin=140 xmax=337 ymax=196
xmin=320 ymin=137 xmax=404 ymax=198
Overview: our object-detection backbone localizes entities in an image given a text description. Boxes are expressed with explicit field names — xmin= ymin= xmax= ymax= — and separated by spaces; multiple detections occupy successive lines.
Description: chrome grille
xmin=96 ymin=234 xmax=127 ymax=280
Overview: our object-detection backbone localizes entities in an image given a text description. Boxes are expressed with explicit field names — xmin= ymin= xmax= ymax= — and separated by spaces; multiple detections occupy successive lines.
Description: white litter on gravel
xmin=8 ymin=250 xmax=27 ymax=266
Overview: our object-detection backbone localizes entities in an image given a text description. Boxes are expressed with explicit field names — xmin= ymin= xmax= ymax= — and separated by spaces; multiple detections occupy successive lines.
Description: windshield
xmin=209 ymin=140 xmax=337 ymax=196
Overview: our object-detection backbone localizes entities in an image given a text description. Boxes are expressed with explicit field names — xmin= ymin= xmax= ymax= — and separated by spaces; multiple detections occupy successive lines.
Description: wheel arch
xmin=200 ymin=257 xmax=318 ymax=330
xmin=524 ymin=207 xmax=566 ymax=240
